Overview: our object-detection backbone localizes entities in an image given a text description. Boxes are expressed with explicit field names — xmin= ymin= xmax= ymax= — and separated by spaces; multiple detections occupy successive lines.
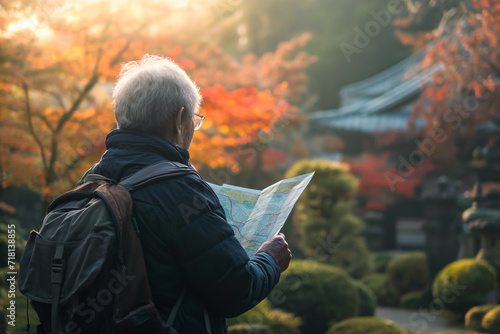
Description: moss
xmin=227 ymin=300 xmax=300 ymax=334
xmin=431 ymin=331 xmax=478 ymax=334
xmin=433 ymin=259 xmax=497 ymax=315
xmin=352 ymin=280 xmax=376 ymax=316
xmin=399 ymin=290 xmax=427 ymax=310
xmin=370 ymin=329 xmax=408 ymax=334
xmin=465 ymin=304 xmax=497 ymax=331
xmin=228 ymin=324 xmax=270 ymax=334
xmin=387 ymin=252 xmax=429 ymax=295
xmin=326 ymin=316 xmax=404 ymax=334
xmin=269 ymin=260 xmax=358 ymax=334
xmin=361 ymin=273 xmax=400 ymax=307
xmin=482 ymin=306 xmax=500 ymax=334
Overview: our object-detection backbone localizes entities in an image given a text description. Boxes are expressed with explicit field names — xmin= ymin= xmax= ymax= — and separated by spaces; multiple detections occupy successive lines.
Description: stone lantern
xmin=463 ymin=133 xmax=500 ymax=269
xmin=420 ymin=176 xmax=462 ymax=280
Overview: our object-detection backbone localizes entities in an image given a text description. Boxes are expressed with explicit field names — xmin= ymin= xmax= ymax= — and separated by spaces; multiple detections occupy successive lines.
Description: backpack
xmin=19 ymin=161 xmax=198 ymax=334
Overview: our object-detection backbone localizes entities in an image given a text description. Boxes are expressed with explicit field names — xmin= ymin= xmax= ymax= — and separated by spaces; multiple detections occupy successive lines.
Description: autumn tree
xmin=394 ymin=0 xmax=500 ymax=169
xmin=0 ymin=1 xmax=315 ymax=210
xmin=0 ymin=0 xmax=181 ymax=209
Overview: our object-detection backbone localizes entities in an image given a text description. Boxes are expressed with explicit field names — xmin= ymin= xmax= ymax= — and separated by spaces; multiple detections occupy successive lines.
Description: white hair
xmin=112 ymin=54 xmax=201 ymax=136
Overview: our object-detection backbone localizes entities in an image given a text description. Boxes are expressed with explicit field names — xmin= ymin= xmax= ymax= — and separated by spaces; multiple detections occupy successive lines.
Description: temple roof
xmin=309 ymin=51 xmax=437 ymax=133
xmin=341 ymin=51 xmax=425 ymax=104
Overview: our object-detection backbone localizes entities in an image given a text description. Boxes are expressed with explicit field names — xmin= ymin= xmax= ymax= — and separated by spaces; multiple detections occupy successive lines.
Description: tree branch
xmin=62 ymin=154 xmax=84 ymax=178
xmin=46 ymin=136 xmax=58 ymax=185
xmin=34 ymin=113 xmax=54 ymax=133
xmin=108 ymin=21 xmax=149 ymax=67
xmin=49 ymin=90 xmax=67 ymax=112
xmin=486 ymin=59 xmax=500 ymax=77
xmin=22 ymin=80 xmax=48 ymax=173
xmin=54 ymin=72 xmax=100 ymax=134
xmin=48 ymin=19 xmax=155 ymax=181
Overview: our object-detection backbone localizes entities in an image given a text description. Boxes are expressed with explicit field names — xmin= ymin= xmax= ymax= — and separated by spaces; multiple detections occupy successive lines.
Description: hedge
xmin=399 ymin=290 xmax=427 ymax=310
xmin=482 ymin=306 xmax=500 ymax=334
xmin=352 ymin=280 xmax=376 ymax=316
xmin=387 ymin=252 xmax=429 ymax=295
xmin=373 ymin=252 xmax=393 ymax=273
xmin=228 ymin=324 xmax=270 ymax=334
xmin=361 ymin=273 xmax=399 ymax=307
xmin=227 ymin=300 xmax=300 ymax=334
xmin=269 ymin=260 xmax=358 ymax=334
xmin=326 ymin=317 xmax=404 ymax=334
xmin=432 ymin=259 xmax=497 ymax=314
xmin=465 ymin=304 xmax=497 ymax=331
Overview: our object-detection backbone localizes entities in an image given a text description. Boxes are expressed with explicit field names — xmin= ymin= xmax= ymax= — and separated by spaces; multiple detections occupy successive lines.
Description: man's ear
xmin=175 ymin=107 xmax=185 ymax=135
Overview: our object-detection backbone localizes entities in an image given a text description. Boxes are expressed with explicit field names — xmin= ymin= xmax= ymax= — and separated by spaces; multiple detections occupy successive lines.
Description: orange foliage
xmin=0 ymin=1 xmax=315 ymax=203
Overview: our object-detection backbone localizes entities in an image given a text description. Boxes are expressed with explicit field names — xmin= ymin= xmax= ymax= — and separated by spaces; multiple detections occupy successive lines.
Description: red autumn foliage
xmin=347 ymin=153 xmax=433 ymax=198
xmin=395 ymin=0 xmax=500 ymax=168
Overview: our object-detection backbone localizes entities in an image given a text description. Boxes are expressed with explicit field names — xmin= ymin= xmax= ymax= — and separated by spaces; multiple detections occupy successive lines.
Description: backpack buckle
xmin=51 ymin=245 xmax=65 ymax=285
xmin=51 ymin=258 xmax=64 ymax=284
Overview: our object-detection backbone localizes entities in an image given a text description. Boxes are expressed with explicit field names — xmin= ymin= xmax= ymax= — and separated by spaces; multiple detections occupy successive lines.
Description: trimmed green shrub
xmin=431 ymin=331 xmax=477 ymax=334
xmin=482 ymin=306 xmax=500 ymax=334
xmin=326 ymin=316 xmax=403 ymax=334
xmin=352 ymin=280 xmax=376 ymax=316
xmin=373 ymin=252 xmax=393 ymax=273
xmin=227 ymin=300 xmax=300 ymax=334
xmin=433 ymin=259 xmax=497 ymax=314
xmin=399 ymin=290 xmax=427 ymax=309
xmin=387 ymin=252 xmax=429 ymax=295
xmin=228 ymin=324 xmax=270 ymax=334
xmin=361 ymin=273 xmax=399 ymax=307
xmin=465 ymin=304 xmax=497 ymax=331
xmin=269 ymin=260 xmax=358 ymax=334
xmin=370 ymin=330 xmax=409 ymax=334
xmin=285 ymin=160 xmax=374 ymax=278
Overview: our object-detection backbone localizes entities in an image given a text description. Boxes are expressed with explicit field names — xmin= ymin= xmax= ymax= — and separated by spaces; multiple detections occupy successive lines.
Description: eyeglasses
xmin=194 ymin=113 xmax=205 ymax=130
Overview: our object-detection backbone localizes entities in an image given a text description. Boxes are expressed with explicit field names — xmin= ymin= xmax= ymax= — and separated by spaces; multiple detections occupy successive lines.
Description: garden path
xmin=376 ymin=307 xmax=465 ymax=333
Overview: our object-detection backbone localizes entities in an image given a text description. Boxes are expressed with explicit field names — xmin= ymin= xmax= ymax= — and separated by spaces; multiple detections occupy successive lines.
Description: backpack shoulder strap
xmin=119 ymin=161 xmax=199 ymax=191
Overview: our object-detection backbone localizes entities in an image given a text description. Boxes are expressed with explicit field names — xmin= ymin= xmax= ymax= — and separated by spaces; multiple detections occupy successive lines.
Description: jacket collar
xmin=105 ymin=129 xmax=190 ymax=165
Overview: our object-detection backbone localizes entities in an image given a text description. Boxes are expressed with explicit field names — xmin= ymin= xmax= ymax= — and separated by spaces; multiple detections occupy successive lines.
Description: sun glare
xmin=6 ymin=15 xmax=53 ymax=40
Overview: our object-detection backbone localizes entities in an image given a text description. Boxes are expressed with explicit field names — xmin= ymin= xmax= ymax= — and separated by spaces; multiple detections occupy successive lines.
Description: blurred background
xmin=1 ymin=0 xmax=500 ymax=333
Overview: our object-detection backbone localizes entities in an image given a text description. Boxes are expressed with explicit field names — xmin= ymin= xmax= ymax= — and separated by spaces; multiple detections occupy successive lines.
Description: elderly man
xmin=81 ymin=55 xmax=292 ymax=333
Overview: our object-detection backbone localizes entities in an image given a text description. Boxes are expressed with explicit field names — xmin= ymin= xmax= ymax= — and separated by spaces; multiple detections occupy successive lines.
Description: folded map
xmin=208 ymin=172 xmax=314 ymax=257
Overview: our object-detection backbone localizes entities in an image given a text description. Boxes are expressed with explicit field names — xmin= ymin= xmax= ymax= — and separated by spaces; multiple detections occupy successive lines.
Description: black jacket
xmin=80 ymin=129 xmax=281 ymax=333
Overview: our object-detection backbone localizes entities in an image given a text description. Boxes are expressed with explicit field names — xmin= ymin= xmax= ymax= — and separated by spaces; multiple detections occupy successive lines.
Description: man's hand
xmin=256 ymin=233 xmax=292 ymax=272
